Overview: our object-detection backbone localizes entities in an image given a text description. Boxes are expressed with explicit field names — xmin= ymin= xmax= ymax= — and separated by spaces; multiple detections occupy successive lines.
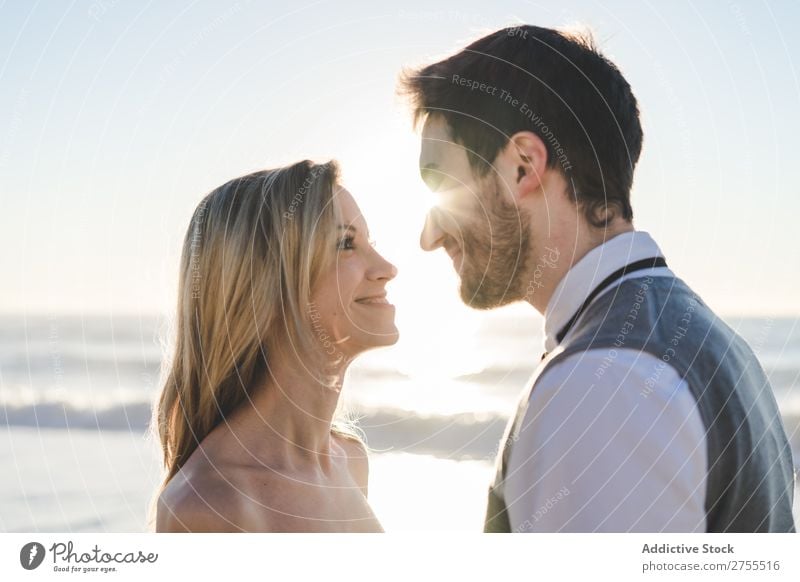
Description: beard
xmin=456 ymin=175 xmax=531 ymax=309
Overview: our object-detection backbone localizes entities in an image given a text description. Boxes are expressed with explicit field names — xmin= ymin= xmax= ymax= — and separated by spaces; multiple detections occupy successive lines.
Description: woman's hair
xmin=147 ymin=159 xmax=359 ymax=529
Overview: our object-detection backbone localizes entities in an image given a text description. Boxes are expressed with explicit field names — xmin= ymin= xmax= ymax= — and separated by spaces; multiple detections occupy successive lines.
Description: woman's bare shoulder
xmin=156 ymin=463 xmax=246 ymax=532
xmin=156 ymin=450 xmax=306 ymax=533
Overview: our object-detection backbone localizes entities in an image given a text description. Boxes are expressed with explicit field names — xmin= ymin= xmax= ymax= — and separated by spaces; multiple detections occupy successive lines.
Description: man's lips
xmin=446 ymin=245 xmax=463 ymax=266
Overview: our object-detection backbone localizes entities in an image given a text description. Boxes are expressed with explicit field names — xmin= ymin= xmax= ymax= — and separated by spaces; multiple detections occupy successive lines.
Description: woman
xmin=149 ymin=160 xmax=398 ymax=532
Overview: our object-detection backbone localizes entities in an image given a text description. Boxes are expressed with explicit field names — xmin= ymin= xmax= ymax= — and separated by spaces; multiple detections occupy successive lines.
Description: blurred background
xmin=0 ymin=0 xmax=798 ymax=532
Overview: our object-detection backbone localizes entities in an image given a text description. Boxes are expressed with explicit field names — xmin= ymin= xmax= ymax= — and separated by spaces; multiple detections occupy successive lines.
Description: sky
xmin=1 ymin=0 xmax=799 ymax=324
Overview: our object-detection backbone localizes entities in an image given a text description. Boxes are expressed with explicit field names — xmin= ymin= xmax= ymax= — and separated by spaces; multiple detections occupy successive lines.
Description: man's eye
xmin=337 ymin=236 xmax=355 ymax=251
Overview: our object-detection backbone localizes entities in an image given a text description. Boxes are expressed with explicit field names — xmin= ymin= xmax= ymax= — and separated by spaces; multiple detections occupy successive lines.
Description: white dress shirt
xmin=504 ymin=230 xmax=708 ymax=532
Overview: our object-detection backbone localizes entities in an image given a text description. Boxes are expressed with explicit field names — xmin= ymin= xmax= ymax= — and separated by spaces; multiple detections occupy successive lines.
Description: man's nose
xmin=420 ymin=207 xmax=446 ymax=251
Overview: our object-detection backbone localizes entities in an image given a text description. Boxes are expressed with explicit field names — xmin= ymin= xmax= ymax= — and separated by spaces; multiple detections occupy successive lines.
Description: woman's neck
xmin=220 ymin=352 xmax=349 ymax=470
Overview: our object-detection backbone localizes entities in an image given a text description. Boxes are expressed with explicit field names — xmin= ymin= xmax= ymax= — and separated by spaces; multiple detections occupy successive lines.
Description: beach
xmin=0 ymin=426 xmax=494 ymax=532
xmin=1 ymin=312 xmax=798 ymax=532
xmin=2 ymin=425 xmax=797 ymax=532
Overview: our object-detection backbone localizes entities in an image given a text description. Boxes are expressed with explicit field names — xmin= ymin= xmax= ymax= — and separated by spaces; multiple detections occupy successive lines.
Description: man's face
xmin=418 ymin=115 xmax=531 ymax=309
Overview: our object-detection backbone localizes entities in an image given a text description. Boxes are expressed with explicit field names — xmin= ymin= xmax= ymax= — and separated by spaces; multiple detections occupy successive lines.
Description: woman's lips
xmin=354 ymin=295 xmax=394 ymax=307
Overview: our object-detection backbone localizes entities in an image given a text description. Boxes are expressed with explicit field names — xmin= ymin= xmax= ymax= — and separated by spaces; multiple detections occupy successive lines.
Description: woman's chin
xmin=384 ymin=327 xmax=400 ymax=346
xmin=373 ymin=327 xmax=400 ymax=348
xmin=354 ymin=327 xmax=399 ymax=353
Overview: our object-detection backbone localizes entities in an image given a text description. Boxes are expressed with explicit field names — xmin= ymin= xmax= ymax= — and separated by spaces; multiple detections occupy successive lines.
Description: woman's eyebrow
xmin=338 ymin=224 xmax=372 ymax=240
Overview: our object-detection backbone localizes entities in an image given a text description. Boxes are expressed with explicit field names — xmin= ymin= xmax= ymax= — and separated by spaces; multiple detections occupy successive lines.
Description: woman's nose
xmin=370 ymin=249 xmax=398 ymax=281
xmin=420 ymin=207 xmax=446 ymax=251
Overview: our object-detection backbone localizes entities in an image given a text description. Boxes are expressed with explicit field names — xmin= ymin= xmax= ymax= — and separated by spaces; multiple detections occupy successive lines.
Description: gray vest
xmin=485 ymin=275 xmax=796 ymax=532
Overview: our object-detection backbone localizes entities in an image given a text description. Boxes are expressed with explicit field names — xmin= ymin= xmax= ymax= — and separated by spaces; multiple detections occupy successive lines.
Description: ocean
xmin=1 ymin=311 xmax=798 ymax=531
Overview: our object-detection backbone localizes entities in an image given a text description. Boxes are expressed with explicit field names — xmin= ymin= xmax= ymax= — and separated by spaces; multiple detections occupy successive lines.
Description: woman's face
xmin=310 ymin=187 xmax=399 ymax=360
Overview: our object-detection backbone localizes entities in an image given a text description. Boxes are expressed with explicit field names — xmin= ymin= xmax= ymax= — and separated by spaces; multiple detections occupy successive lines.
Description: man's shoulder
xmin=526 ymin=348 xmax=696 ymax=429
xmin=514 ymin=348 xmax=706 ymax=469
xmin=534 ymin=348 xmax=685 ymax=395
xmin=564 ymin=274 xmax=727 ymax=357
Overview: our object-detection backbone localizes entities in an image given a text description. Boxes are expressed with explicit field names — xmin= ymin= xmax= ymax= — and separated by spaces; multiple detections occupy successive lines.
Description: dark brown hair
xmin=400 ymin=25 xmax=643 ymax=227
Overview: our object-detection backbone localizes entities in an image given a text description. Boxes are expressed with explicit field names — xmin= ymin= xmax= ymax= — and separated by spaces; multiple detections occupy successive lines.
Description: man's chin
xmin=459 ymin=280 xmax=518 ymax=310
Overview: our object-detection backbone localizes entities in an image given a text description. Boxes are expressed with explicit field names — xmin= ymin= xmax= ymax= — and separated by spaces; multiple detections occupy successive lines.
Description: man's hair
xmin=400 ymin=25 xmax=643 ymax=227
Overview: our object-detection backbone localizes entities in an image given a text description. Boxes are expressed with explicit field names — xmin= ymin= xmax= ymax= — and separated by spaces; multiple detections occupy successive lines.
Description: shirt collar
xmin=543 ymin=230 xmax=666 ymax=351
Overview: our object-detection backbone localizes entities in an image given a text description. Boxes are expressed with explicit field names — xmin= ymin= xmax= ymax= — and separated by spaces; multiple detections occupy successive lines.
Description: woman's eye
xmin=337 ymin=236 xmax=355 ymax=251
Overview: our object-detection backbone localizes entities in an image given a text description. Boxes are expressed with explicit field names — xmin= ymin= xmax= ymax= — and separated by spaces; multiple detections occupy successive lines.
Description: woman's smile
xmin=354 ymin=293 xmax=394 ymax=308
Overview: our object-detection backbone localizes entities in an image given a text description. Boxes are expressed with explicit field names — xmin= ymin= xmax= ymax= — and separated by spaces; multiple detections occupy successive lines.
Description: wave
xmin=3 ymin=396 xmax=799 ymax=462
xmin=0 ymin=395 xmax=510 ymax=459
xmin=1 ymin=399 xmax=155 ymax=432
xmin=354 ymin=409 xmax=509 ymax=460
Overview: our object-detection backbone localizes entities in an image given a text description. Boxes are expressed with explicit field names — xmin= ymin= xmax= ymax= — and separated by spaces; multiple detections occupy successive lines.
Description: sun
xmin=335 ymin=129 xmax=493 ymax=384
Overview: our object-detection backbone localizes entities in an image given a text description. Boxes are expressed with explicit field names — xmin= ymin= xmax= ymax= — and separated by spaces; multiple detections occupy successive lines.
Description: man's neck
xmin=526 ymin=220 xmax=635 ymax=314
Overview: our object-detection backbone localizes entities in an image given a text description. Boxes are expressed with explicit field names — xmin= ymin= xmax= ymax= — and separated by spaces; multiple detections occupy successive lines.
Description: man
xmin=400 ymin=24 xmax=795 ymax=532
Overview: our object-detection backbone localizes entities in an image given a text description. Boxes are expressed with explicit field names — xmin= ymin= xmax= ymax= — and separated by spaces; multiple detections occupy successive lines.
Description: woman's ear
xmin=506 ymin=131 xmax=548 ymax=199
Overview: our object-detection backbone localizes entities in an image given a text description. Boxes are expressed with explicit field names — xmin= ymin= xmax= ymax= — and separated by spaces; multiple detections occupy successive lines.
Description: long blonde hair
xmin=148 ymin=160 xmax=355 ymax=528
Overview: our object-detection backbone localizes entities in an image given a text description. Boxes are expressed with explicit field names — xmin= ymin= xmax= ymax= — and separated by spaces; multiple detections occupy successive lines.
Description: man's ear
xmin=505 ymin=131 xmax=548 ymax=199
